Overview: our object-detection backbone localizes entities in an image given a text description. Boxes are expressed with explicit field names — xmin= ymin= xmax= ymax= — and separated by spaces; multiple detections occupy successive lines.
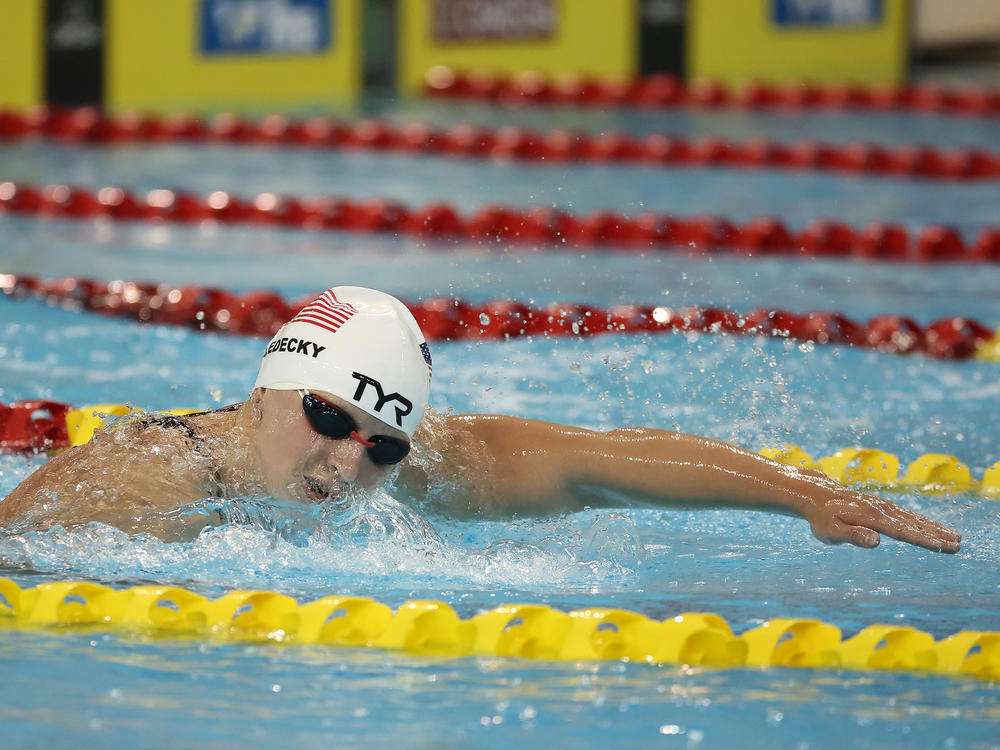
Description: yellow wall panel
xmin=689 ymin=0 xmax=909 ymax=87
xmin=107 ymin=0 xmax=361 ymax=112
xmin=0 ymin=0 xmax=43 ymax=108
xmin=399 ymin=0 xmax=638 ymax=95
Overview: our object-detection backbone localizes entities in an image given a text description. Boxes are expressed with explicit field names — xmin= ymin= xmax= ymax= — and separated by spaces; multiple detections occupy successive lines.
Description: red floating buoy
xmin=410 ymin=298 xmax=469 ymax=340
xmin=442 ymin=124 xmax=497 ymax=157
xmin=584 ymin=131 xmax=642 ymax=162
xmin=923 ymin=317 xmax=992 ymax=359
xmin=350 ymin=119 xmax=398 ymax=150
xmin=797 ymin=220 xmax=856 ymax=257
xmin=405 ymin=202 xmax=465 ymax=236
xmin=865 ymin=315 xmax=924 ymax=354
xmin=915 ymin=225 xmax=966 ymax=262
xmin=739 ymin=217 xmax=795 ymax=254
xmin=543 ymin=129 xmax=589 ymax=161
xmin=799 ymin=312 xmax=866 ymax=346
xmin=640 ymin=134 xmax=694 ymax=164
xmin=491 ymin=126 xmax=548 ymax=160
xmin=971 ymin=228 xmax=1000 ymax=261
xmin=629 ymin=74 xmax=684 ymax=107
xmin=855 ymin=222 xmax=910 ymax=260
xmin=687 ymin=215 xmax=738 ymax=251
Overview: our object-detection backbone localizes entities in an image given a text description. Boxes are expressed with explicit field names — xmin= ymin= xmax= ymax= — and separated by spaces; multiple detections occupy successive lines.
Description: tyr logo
xmin=350 ymin=372 xmax=412 ymax=427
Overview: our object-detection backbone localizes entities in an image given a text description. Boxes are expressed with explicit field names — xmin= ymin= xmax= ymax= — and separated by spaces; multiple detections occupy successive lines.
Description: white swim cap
xmin=254 ymin=287 xmax=431 ymax=437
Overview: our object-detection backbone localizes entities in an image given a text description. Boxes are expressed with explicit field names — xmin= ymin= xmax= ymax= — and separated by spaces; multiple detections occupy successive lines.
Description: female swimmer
xmin=0 ymin=286 xmax=961 ymax=551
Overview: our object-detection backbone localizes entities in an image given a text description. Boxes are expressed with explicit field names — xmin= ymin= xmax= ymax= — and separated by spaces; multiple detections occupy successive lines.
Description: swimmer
xmin=0 ymin=286 xmax=961 ymax=552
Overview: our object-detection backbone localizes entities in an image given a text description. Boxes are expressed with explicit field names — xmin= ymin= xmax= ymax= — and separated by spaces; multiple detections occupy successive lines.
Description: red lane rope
xmin=2 ymin=273 xmax=994 ymax=362
xmin=2 ymin=107 xmax=999 ymax=183
xmin=2 ymin=180 xmax=999 ymax=263
xmin=0 ymin=399 xmax=72 ymax=452
xmin=423 ymin=67 xmax=1000 ymax=119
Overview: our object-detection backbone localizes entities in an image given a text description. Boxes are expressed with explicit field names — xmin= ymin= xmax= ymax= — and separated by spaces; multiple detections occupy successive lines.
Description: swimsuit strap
xmin=134 ymin=413 xmax=203 ymax=444
xmin=133 ymin=403 xmax=242 ymax=444
xmin=133 ymin=403 xmax=244 ymax=498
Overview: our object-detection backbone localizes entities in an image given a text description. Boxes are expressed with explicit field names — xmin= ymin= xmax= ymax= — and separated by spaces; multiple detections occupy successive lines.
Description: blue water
xmin=1 ymin=104 xmax=999 ymax=750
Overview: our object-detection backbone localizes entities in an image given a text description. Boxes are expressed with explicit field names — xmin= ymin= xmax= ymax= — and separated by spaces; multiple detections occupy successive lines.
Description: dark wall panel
xmin=45 ymin=0 xmax=104 ymax=107
xmin=639 ymin=0 xmax=686 ymax=77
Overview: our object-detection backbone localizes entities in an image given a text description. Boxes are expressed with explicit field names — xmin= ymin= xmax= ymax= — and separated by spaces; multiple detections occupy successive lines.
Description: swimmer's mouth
xmin=301 ymin=476 xmax=331 ymax=504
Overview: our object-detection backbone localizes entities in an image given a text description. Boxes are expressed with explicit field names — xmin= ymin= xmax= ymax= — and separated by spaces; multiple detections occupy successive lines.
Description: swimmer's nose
xmin=326 ymin=438 xmax=365 ymax=483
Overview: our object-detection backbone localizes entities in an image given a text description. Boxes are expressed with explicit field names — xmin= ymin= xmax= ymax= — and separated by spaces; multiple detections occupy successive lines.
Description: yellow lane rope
xmin=760 ymin=445 xmax=1000 ymax=498
xmin=0 ymin=578 xmax=996 ymax=680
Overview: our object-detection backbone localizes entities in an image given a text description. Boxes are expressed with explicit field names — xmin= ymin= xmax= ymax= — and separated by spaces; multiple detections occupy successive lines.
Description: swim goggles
xmin=298 ymin=391 xmax=411 ymax=465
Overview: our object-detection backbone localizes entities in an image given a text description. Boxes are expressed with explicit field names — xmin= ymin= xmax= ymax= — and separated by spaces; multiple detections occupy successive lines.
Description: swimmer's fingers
xmin=836 ymin=494 xmax=962 ymax=553
xmin=809 ymin=517 xmax=880 ymax=549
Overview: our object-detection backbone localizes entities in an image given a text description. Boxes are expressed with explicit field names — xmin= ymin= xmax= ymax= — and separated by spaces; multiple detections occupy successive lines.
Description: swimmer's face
xmin=254 ymin=388 xmax=407 ymax=504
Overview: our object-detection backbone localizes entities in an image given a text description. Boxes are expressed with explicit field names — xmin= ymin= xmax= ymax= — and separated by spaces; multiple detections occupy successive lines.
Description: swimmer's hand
xmin=799 ymin=485 xmax=961 ymax=553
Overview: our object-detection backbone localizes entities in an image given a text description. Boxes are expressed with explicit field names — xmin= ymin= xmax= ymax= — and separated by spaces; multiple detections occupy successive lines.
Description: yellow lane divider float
xmin=975 ymin=327 xmax=1000 ymax=363
xmin=760 ymin=445 xmax=1000 ymax=498
xmin=65 ymin=404 xmax=1000 ymax=497
xmin=0 ymin=578 xmax=996 ymax=680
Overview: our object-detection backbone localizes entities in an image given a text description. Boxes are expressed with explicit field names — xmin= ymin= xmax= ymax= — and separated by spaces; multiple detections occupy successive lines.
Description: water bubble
xmin=580 ymin=513 xmax=645 ymax=569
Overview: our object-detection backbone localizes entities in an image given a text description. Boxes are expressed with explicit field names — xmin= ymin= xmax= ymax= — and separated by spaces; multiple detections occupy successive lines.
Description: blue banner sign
xmin=773 ymin=0 xmax=882 ymax=26
xmin=201 ymin=0 xmax=331 ymax=55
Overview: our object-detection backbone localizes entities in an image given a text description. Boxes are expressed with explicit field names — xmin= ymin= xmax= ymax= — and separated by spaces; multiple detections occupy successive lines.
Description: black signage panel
xmin=639 ymin=0 xmax=686 ymax=77
xmin=433 ymin=0 xmax=555 ymax=42
xmin=45 ymin=0 xmax=105 ymax=107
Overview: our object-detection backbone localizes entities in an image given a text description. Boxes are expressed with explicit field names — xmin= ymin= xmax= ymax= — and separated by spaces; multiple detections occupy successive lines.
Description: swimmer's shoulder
xmin=1 ymin=406 xmax=240 ymax=529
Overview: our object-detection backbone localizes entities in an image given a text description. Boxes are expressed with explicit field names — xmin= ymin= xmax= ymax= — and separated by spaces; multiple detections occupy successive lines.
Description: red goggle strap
xmin=349 ymin=430 xmax=376 ymax=448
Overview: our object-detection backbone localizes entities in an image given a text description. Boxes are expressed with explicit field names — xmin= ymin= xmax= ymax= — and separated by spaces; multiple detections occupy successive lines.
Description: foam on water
xmin=0 ymin=480 xmax=650 ymax=601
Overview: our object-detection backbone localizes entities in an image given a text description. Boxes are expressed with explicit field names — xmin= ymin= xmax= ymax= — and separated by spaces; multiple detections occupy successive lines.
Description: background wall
xmin=0 ymin=0 xmax=44 ymax=108
xmin=7 ymin=0 xmax=1000 ymax=113
xmin=689 ymin=0 xmax=909 ymax=87
xmin=106 ymin=0 xmax=361 ymax=112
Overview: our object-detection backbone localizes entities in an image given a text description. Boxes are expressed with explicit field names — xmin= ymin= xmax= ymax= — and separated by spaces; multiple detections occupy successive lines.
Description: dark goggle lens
xmin=364 ymin=438 xmax=410 ymax=466
xmin=302 ymin=394 xmax=353 ymax=439
xmin=301 ymin=394 xmax=410 ymax=466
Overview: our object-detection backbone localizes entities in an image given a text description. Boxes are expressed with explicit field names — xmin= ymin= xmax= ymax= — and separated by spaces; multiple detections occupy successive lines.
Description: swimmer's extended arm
xmin=416 ymin=414 xmax=961 ymax=553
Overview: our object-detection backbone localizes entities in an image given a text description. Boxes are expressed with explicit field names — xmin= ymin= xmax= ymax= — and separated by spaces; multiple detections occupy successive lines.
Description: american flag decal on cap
xmin=290 ymin=290 xmax=358 ymax=334
xmin=420 ymin=342 xmax=433 ymax=376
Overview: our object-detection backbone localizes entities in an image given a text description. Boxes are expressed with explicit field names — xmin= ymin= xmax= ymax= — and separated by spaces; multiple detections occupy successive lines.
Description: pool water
xmin=1 ymin=102 xmax=999 ymax=749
